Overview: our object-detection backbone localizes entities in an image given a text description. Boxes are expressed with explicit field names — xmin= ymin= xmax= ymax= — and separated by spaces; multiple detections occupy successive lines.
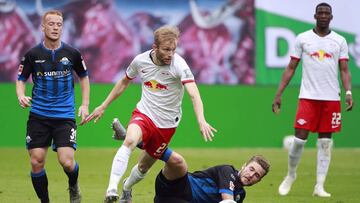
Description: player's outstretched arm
xmin=81 ymin=76 xmax=131 ymax=125
xmin=184 ymin=82 xmax=217 ymax=142
xmin=16 ymin=80 xmax=32 ymax=108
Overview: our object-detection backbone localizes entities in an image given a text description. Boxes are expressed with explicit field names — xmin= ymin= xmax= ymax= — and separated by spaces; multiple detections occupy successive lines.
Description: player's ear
xmin=152 ymin=43 xmax=157 ymax=50
xmin=330 ymin=14 xmax=333 ymax=20
xmin=41 ymin=24 xmax=45 ymax=32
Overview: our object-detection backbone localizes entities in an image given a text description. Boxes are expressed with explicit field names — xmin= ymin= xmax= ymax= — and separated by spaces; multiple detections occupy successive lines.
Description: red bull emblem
xmin=310 ymin=50 xmax=332 ymax=61
xmin=144 ymin=80 xmax=168 ymax=91
xmin=144 ymin=81 xmax=153 ymax=88
xmin=155 ymin=83 xmax=167 ymax=90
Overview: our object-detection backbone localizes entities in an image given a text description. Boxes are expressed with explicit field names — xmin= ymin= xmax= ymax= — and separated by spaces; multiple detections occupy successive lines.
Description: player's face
xmin=314 ymin=6 xmax=332 ymax=29
xmin=238 ymin=162 xmax=266 ymax=186
xmin=42 ymin=14 xmax=63 ymax=42
xmin=153 ymin=39 xmax=177 ymax=65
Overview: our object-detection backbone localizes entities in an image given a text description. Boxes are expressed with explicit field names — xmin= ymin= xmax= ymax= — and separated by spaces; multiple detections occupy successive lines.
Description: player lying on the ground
xmin=154 ymin=152 xmax=270 ymax=203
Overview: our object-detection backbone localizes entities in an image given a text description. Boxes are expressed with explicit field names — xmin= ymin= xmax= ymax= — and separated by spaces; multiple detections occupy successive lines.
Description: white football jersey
xmin=126 ymin=50 xmax=195 ymax=128
xmin=291 ymin=29 xmax=349 ymax=101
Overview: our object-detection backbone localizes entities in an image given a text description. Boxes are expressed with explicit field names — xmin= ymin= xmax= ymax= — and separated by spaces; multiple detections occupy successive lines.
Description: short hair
xmin=247 ymin=155 xmax=270 ymax=175
xmin=315 ymin=2 xmax=332 ymax=13
xmin=154 ymin=25 xmax=180 ymax=46
xmin=42 ymin=10 xmax=63 ymax=24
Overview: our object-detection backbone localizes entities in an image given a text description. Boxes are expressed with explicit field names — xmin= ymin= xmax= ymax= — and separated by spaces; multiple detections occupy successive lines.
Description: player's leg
xmin=123 ymin=151 xmax=156 ymax=190
xmin=119 ymin=151 xmax=157 ymax=203
xmin=154 ymin=151 xmax=191 ymax=203
xmin=27 ymin=114 xmax=52 ymax=203
xmin=119 ymin=131 xmax=174 ymax=202
xmin=279 ymin=129 xmax=309 ymax=195
xmin=53 ymin=119 xmax=81 ymax=203
xmin=162 ymin=151 xmax=188 ymax=180
xmin=29 ymin=148 xmax=50 ymax=203
xmin=279 ymin=99 xmax=316 ymax=195
xmin=105 ymin=123 xmax=142 ymax=202
xmin=313 ymin=133 xmax=332 ymax=197
xmin=57 ymin=147 xmax=81 ymax=203
xmin=290 ymin=129 xmax=309 ymax=177
xmin=313 ymin=100 xmax=340 ymax=197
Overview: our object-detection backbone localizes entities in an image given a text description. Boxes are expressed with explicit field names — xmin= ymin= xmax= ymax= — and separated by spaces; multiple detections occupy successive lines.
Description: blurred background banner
xmin=0 ymin=0 xmax=255 ymax=84
xmin=256 ymin=0 xmax=360 ymax=85
xmin=1 ymin=0 xmax=360 ymax=85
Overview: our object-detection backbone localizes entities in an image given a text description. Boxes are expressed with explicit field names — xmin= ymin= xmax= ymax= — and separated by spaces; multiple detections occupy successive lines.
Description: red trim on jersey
xmin=125 ymin=72 xmax=134 ymax=80
xmin=290 ymin=56 xmax=301 ymax=60
xmin=182 ymin=80 xmax=194 ymax=85
xmin=339 ymin=58 xmax=349 ymax=62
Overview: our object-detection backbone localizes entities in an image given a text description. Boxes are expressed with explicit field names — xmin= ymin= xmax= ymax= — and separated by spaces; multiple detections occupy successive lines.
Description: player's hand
xmin=18 ymin=95 xmax=32 ymax=108
xmin=78 ymin=105 xmax=89 ymax=125
xmin=199 ymin=121 xmax=217 ymax=142
xmin=82 ymin=105 xmax=105 ymax=124
xmin=345 ymin=94 xmax=353 ymax=111
xmin=272 ymin=96 xmax=281 ymax=114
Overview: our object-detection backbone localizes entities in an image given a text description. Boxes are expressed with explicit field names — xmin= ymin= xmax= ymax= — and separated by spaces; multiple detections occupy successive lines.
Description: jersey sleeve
xmin=209 ymin=165 xmax=236 ymax=195
xmin=174 ymin=55 xmax=195 ymax=84
xmin=73 ymin=51 xmax=88 ymax=78
xmin=339 ymin=38 xmax=349 ymax=61
xmin=125 ymin=57 xmax=139 ymax=80
xmin=291 ymin=34 xmax=302 ymax=60
xmin=17 ymin=52 xmax=33 ymax=81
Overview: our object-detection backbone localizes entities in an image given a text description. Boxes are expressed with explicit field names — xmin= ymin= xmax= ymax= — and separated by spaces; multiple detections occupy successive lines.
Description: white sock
xmin=288 ymin=137 xmax=307 ymax=178
xmin=316 ymin=138 xmax=332 ymax=188
xmin=123 ymin=164 xmax=147 ymax=191
xmin=107 ymin=145 xmax=132 ymax=192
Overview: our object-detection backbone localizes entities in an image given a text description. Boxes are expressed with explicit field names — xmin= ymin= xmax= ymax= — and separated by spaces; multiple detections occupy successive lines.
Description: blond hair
xmin=42 ymin=10 xmax=63 ymax=25
xmin=154 ymin=25 xmax=180 ymax=46
xmin=247 ymin=155 xmax=270 ymax=175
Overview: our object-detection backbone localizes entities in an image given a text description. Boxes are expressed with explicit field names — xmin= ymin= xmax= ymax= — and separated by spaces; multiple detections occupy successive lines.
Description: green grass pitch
xmin=1 ymin=148 xmax=359 ymax=203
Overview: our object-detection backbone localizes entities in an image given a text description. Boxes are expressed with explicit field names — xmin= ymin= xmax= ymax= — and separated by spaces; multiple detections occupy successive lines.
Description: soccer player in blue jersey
xmin=154 ymin=152 xmax=270 ymax=203
xmin=16 ymin=10 xmax=90 ymax=203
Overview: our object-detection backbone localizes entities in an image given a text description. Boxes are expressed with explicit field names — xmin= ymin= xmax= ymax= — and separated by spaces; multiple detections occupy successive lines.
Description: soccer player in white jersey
xmin=272 ymin=2 xmax=353 ymax=198
xmin=83 ymin=25 xmax=217 ymax=203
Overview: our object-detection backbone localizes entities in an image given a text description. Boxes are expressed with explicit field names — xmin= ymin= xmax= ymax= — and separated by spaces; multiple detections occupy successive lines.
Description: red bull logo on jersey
xmin=310 ymin=50 xmax=332 ymax=61
xmin=144 ymin=80 xmax=168 ymax=91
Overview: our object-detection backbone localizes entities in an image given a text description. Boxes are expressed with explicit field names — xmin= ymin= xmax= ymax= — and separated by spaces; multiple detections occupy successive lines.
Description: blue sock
xmin=64 ymin=162 xmax=79 ymax=186
xmin=31 ymin=169 xmax=49 ymax=203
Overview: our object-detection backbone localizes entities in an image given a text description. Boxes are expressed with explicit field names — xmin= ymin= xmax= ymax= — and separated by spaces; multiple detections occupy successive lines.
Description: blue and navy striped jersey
xmin=17 ymin=42 xmax=88 ymax=119
xmin=188 ymin=165 xmax=246 ymax=203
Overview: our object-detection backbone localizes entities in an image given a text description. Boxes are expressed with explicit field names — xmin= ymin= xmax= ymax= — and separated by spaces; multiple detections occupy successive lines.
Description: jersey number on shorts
xmin=331 ymin=112 xmax=341 ymax=127
xmin=155 ymin=143 xmax=167 ymax=155
xmin=70 ymin=128 xmax=77 ymax=141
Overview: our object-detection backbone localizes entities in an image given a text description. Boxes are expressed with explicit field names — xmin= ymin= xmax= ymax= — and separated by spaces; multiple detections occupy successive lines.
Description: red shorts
xmin=294 ymin=99 xmax=341 ymax=133
xmin=129 ymin=109 xmax=176 ymax=159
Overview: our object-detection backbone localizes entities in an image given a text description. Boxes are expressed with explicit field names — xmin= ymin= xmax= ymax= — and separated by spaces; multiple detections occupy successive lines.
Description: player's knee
xmin=60 ymin=158 xmax=74 ymax=171
xmin=168 ymin=153 xmax=186 ymax=169
xmin=137 ymin=162 xmax=150 ymax=173
xmin=123 ymin=137 xmax=139 ymax=149
xmin=30 ymin=157 xmax=45 ymax=169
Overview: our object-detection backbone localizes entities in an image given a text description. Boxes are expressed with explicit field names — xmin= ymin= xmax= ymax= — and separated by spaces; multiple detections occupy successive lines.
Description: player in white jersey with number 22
xmin=272 ymin=2 xmax=353 ymax=198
